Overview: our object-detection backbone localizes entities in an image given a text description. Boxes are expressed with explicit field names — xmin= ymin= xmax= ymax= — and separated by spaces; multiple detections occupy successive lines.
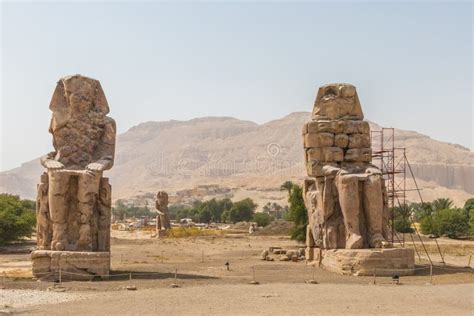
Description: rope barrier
xmin=3 ymin=263 xmax=472 ymax=280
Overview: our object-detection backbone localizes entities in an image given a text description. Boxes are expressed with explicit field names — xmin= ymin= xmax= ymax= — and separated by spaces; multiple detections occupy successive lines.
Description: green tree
xmin=280 ymin=181 xmax=294 ymax=196
xmin=463 ymin=198 xmax=474 ymax=212
xmin=420 ymin=207 xmax=469 ymax=238
xmin=433 ymin=208 xmax=469 ymax=238
xmin=112 ymin=200 xmax=154 ymax=220
xmin=225 ymin=198 xmax=257 ymax=223
xmin=411 ymin=202 xmax=433 ymax=222
xmin=253 ymin=213 xmax=271 ymax=227
xmin=464 ymin=198 xmax=474 ymax=235
xmin=392 ymin=204 xmax=414 ymax=233
xmin=262 ymin=202 xmax=286 ymax=220
xmin=431 ymin=198 xmax=454 ymax=212
xmin=286 ymin=184 xmax=307 ymax=242
xmin=0 ymin=194 xmax=36 ymax=245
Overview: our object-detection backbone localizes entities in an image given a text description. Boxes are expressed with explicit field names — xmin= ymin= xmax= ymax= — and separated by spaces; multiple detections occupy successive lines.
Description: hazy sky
xmin=1 ymin=1 xmax=472 ymax=171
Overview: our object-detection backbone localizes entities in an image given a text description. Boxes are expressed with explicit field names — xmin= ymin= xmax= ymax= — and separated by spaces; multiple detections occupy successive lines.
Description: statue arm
xmin=86 ymin=117 xmax=116 ymax=172
xmin=321 ymin=164 xmax=340 ymax=176
xmin=40 ymin=151 xmax=64 ymax=170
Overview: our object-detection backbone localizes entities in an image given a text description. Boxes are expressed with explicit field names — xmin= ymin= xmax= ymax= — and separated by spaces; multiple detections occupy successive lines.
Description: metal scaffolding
xmin=371 ymin=128 xmax=406 ymax=244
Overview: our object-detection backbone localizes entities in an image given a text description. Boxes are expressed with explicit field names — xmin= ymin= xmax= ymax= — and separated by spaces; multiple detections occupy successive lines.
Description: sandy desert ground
xmin=1 ymin=232 xmax=473 ymax=315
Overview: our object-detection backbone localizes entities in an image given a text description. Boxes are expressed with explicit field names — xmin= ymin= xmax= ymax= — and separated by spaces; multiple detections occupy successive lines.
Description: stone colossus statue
xmin=37 ymin=75 xmax=116 ymax=252
xmin=302 ymin=83 xmax=390 ymax=250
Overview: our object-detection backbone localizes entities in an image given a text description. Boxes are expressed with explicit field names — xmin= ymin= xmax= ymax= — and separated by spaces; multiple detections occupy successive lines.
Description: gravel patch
xmin=0 ymin=289 xmax=86 ymax=309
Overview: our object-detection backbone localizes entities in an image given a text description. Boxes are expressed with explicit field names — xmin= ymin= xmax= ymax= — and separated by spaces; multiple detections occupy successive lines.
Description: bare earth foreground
xmin=1 ymin=234 xmax=473 ymax=315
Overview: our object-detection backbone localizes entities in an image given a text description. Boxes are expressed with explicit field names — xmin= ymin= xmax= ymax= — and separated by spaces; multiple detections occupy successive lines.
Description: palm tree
xmin=280 ymin=181 xmax=294 ymax=196
xmin=431 ymin=198 xmax=454 ymax=211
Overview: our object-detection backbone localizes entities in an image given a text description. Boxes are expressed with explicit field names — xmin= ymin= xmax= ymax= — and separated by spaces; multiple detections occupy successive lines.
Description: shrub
xmin=253 ymin=213 xmax=271 ymax=227
xmin=0 ymin=194 xmax=36 ymax=245
xmin=420 ymin=208 xmax=469 ymax=238
xmin=432 ymin=208 xmax=469 ymax=238
xmin=166 ymin=227 xmax=224 ymax=238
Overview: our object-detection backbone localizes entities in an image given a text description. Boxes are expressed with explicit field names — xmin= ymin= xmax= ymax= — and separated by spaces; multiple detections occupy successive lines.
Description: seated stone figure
xmin=155 ymin=191 xmax=171 ymax=230
xmin=38 ymin=75 xmax=115 ymax=252
xmin=302 ymin=83 xmax=390 ymax=250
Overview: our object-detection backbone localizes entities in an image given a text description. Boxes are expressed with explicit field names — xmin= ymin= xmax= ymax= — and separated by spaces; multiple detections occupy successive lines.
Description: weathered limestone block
xmin=306 ymin=147 xmax=344 ymax=162
xmin=32 ymin=250 xmax=110 ymax=280
xmin=320 ymin=248 xmax=415 ymax=276
xmin=337 ymin=120 xmax=370 ymax=135
xmin=348 ymin=133 xmax=371 ymax=148
xmin=303 ymin=132 xmax=334 ymax=148
xmin=344 ymin=148 xmax=372 ymax=162
xmin=307 ymin=121 xmax=338 ymax=134
xmin=334 ymin=134 xmax=349 ymax=148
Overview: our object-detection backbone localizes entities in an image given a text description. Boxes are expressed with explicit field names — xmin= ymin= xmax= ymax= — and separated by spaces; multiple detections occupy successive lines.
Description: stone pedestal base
xmin=31 ymin=250 xmax=110 ymax=281
xmin=307 ymin=247 xmax=415 ymax=276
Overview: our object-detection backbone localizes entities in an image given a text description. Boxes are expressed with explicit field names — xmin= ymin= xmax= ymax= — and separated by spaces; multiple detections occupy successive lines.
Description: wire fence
xmin=1 ymin=258 xmax=472 ymax=290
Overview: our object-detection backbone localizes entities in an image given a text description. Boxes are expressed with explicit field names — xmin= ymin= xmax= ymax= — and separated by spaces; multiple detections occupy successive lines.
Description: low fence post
xmin=2 ymin=271 xmax=6 ymax=289
xmin=429 ymin=264 xmax=433 ymax=285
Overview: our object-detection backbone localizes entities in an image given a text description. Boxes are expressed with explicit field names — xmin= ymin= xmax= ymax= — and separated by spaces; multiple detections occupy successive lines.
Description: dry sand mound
xmin=256 ymin=220 xmax=293 ymax=235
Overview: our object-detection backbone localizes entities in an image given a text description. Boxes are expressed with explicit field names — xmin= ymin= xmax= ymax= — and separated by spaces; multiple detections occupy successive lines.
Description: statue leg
xmin=98 ymin=178 xmax=111 ymax=251
xmin=48 ymin=171 xmax=70 ymax=251
xmin=336 ymin=174 xmax=363 ymax=249
xmin=161 ymin=213 xmax=171 ymax=230
xmin=363 ymin=174 xmax=387 ymax=248
xmin=77 ymin=171 xmax=102 ymax=251
xmin=36 ymin=181 xmax=50 ymax=249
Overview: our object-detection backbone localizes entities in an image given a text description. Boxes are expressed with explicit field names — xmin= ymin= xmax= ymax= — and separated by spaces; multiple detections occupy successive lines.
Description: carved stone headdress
xmin=48 ymin=75 xmax=109 ymax=133
xmin=312 ymin=83 xmax=364 ymax=121
xmin=49 ymin=74 xmax=109 ymax=113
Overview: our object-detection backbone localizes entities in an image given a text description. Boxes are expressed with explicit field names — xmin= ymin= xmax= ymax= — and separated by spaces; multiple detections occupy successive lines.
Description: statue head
xmin=49 ymin=75 xmax=109 ymax=131
xmin=312 ymin=83 xmax=363 ymax=121
xmin=156 ymin=191 xmax=169 ymax=209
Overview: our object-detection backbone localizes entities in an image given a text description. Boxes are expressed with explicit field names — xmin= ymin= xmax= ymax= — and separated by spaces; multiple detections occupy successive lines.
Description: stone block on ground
xmin=31 ymin=250 xmax=110 ymax=281
xmin=320 ymin=248 xmax=415 ymax=276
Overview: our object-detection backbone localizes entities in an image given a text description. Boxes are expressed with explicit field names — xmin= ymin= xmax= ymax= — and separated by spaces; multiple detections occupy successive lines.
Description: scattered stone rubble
xmin=260 ymin=247 xmax=306 ymax=262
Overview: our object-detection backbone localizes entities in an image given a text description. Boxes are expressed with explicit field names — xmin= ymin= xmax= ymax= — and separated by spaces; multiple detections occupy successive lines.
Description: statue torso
xmin=51 ymin=111 xmax=106 ymax=170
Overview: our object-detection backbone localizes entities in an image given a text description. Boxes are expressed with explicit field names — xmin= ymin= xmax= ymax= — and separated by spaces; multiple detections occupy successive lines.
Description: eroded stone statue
xmin=303 ymin=83 xmax=390 ymax=250
xmin=32 ymin=75 xmax=115 ymax=280
xmin=155 ymin=191 xmax=171 ymax=230
xmin=302 ymin=83 xmax=414 ymax=276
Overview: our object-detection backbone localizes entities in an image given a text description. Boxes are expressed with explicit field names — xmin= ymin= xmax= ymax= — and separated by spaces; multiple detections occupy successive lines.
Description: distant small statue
xmin=155 ymin=191 xmax=171 ymax=230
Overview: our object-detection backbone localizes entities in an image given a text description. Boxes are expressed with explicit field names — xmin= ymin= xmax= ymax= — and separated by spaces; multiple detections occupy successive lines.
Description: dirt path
xmin=1 ymin=234 xmax=473 ymax=315
xmin=10 ymin=283 xmax=474 ymax=315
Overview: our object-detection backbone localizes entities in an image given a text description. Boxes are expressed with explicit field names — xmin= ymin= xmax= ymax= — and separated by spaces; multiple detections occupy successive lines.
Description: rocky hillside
xmin=1 ymin=112 xmax=472 ymax=206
